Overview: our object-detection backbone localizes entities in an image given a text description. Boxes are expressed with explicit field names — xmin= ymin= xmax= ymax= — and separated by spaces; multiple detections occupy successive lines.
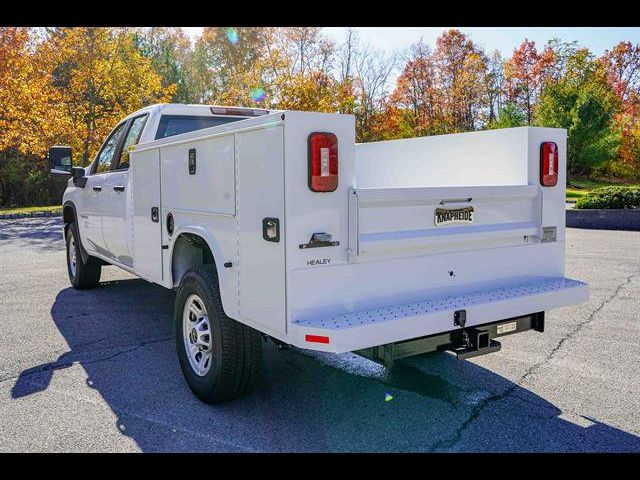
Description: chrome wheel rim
xmin=182 ymin=294 xmax=212 ymax=376
xmin=68 ymin=235 xmax=77 ymax=278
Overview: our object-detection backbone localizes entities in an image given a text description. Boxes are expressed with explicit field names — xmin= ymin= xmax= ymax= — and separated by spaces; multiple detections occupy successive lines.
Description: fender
xmin=168 ymin=225 xmax=235 ymax=319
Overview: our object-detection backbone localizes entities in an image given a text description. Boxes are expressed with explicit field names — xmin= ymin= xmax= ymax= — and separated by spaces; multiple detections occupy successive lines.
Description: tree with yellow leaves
xmin=0 ymin=27 xmax=175 ymax=206
xmin=0 ymin=27 xmax=59 ymax=156
xmin=41 ymin=27 xmax=175 ymax=164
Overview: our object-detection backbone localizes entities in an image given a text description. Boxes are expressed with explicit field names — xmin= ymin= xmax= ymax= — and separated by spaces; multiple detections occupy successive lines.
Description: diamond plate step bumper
xmin=290 ymin=277 xmax=589 ymax=353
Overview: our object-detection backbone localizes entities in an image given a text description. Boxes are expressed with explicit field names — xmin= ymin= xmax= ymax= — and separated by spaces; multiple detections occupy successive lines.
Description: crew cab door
xmin=80 ymin=121 xmax=128 ymax=256
xmin=101 ymin=114 xmax=148 ymax=266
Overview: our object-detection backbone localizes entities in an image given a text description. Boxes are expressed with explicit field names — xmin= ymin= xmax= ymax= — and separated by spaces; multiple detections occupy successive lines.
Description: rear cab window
xmin=155 ymin=115 xmax=245 ymax=140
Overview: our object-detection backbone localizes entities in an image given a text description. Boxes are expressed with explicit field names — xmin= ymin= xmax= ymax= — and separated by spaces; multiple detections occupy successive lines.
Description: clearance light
xmin=209 ymin=106 xmax=268 ymax=117
xmin=305 ymin=334 xmax=330 ymax=344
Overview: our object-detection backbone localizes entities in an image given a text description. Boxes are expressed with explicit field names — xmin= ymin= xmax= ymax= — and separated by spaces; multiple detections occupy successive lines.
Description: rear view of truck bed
xmin=286 ymin=123 xmax=588 ymax=356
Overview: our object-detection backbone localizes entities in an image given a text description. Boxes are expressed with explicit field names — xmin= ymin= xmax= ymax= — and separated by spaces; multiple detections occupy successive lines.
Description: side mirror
xmin=71 ymin=166 xmax=88 ymax=188
xmin=49 ymin=146 xmax=73 ymax=175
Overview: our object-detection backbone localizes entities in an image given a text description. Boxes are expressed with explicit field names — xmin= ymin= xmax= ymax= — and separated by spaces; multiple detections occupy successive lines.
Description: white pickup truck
xmin=50 ymin=103 xmax=589 ymax=403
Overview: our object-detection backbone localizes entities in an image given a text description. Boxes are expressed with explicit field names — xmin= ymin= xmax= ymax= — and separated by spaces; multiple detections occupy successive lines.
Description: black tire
xmin=66 ymin=222 xmax=101 ymax=289
xmin=175 ymin=264 xmax=262 ymax=403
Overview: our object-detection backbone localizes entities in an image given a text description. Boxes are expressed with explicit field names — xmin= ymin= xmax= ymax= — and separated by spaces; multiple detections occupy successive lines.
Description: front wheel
xmin=174 ymin=265 xmax=261 ymax=403
xmin=66 ymin=222 xmax=101 ymax=289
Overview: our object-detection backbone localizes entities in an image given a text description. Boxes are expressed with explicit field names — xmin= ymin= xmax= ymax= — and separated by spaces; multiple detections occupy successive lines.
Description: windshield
xmin=155 ymin=115 xmax=245 ymax=140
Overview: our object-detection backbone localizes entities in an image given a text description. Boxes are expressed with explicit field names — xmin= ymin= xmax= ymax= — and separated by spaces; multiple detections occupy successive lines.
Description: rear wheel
xmin=174 ymin=265 xmax=261 ymax=403
xmin=66 ymin=222 xmax=101 ymax=289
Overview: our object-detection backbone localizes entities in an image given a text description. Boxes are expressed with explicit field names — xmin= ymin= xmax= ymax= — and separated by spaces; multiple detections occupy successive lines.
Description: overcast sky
xmin=183 ymin=27 xmax=640 ymax=57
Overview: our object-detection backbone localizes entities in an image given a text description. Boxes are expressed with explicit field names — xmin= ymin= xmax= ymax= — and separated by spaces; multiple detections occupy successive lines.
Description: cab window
xmin=94 ymin=122 xmax=127 ymax=174
xmin=115 ymin=115 xmax=148 ymax=171
xmin=155 ymin=115 xmax=242 ymax=139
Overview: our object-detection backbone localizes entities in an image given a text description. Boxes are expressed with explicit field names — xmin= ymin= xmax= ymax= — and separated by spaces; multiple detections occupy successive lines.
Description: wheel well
xmin=171 ymin=233 xmax=216 ymax=286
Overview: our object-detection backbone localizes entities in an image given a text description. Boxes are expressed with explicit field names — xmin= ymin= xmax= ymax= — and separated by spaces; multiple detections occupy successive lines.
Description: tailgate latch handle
xmin=440 ymin=197 xmax=472 ymax=205
xmin=263 ymin=218 xmax=280 ymax=243
xmin=299 ymin=232 xmax=339 ymax=249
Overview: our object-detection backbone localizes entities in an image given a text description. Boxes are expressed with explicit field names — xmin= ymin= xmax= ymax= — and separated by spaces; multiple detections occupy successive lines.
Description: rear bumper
xmin=357 ymin=312 xmax=543 ymax=366
xmin=289 ymin=277 xmax=588 ymax=353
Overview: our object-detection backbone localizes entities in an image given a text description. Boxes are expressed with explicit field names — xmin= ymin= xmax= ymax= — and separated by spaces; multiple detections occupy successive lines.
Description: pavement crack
xmin=428 ymin=273 xmax=637 ymax=452
xmin=536 ymin=273 xmax=637 ymax=366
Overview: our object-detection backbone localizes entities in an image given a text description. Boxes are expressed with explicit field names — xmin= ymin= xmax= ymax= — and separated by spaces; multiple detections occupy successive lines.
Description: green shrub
xmin=574 ymin=186 xmax=640 ymax=209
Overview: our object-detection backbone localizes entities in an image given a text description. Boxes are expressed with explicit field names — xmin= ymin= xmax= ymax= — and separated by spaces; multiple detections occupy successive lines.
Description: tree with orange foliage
xmin=504 ymin=39 xmax=556 ymax=124
xmin=389 ymin=30 xmax=489 ymax=137
xmin=602 ymin=41 xmax=640 ymax=110
xmin=390 ymin=41 xmax=443 ymax=136
xmin=600 ymin=42 xmax=640 ymax=178
xmin=434 ymin=29 xmax=488 ymax=132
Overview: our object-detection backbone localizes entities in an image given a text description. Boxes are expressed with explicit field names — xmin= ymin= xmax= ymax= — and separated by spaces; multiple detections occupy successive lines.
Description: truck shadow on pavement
xmin=11 ymin=277 xmax=640 ymax=452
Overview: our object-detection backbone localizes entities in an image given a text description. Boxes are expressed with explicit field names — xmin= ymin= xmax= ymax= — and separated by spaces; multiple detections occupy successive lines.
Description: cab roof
xmin=122 ymin=103 xmax=273 ymax=123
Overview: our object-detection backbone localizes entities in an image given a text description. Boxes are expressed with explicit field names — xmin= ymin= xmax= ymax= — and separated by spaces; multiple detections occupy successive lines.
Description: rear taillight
xmin=540 ymin=142 xmax=558 ymax=187
xmin=308 ymin=132 xmax=338 ymax=192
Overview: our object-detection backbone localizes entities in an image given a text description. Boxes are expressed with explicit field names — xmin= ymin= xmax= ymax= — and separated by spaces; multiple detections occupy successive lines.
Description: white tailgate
xmin=349 ymin=184 xmax=542 ymax=261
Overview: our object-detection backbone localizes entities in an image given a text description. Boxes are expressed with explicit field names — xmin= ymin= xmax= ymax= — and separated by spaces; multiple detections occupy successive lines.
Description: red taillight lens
xmin=308 ymin=132 xmax=338 ymax=192
xmin=540 ymin=142 xmax=559 ymax=187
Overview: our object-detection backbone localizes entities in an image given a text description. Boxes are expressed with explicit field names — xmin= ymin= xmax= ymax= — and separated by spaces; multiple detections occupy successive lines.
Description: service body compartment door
xmin=131 ymin=148 xmax=163 ymax=282
xmin=236 ymin=126 xmax=286 ymax=335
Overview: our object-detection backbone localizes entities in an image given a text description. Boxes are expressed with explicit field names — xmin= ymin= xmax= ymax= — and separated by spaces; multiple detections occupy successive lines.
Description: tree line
xmin=1 ymin=27 xmax=638 ymax=207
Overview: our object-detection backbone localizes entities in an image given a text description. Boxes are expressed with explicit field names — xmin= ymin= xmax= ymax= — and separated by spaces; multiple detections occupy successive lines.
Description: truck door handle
xmin=113 ymin=185 xmax=125 ymax=192
xmin=151 ymin=207 xmax=159 ymax=223
xmin=92 ymin=186 xmax=102 ymax=192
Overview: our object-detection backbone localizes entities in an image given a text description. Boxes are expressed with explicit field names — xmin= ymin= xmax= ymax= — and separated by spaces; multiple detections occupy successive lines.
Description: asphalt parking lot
xmin=0 ymin=217 xmax=638 ymax=452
